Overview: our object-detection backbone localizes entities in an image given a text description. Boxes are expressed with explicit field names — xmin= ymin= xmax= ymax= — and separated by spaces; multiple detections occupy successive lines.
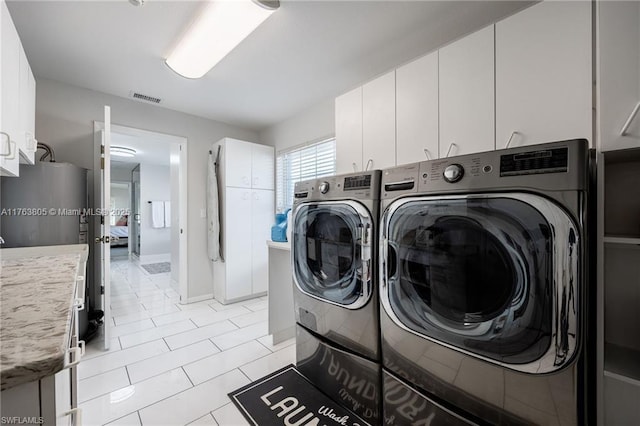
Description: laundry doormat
xmin=141 ymin=262 xmax=170 ymax=274
xmin=229 ymin=365 xmax=370 ymax=426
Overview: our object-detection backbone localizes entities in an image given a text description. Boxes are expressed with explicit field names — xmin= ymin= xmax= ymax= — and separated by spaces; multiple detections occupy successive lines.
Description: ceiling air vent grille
xmin=131 ymin=92 xmax=162 ymax=104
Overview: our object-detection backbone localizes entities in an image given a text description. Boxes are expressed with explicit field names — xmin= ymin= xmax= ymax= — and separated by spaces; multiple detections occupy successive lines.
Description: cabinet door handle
xmin=352 ymin=162 xmax=357 ymax=172
xmin=365 ymin=159 xmax=373 ymax=171
xmin=64 ymin=341 xmax=85 ymax=368
xmin=446 ymin=143 xmax=457 ymax=158
xmin=74 ymin=277 xmax=86 ymax=311
xmin=620 ymin=101 xmax=640 ymax=136
xmin=505 ymin=131 xmax=519 ymax=148
xmin=423 ymin=149 xmax=432 ymax=160
xmin=62 ymin=408 xmax=82 ymax=425
xmin=0 ymin=133 xmax=15 ymax=159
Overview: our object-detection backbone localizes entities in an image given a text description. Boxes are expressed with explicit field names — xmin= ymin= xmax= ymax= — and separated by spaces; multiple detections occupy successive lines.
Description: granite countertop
xmin=0 ymin=244 xmax=88 ymax=391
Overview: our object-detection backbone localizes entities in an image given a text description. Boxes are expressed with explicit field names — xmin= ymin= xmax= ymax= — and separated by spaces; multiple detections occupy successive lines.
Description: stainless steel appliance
xmin=379 ymin=140 xmax=593 ymax=425
xmin=292 ymin=170 xmax=382 ymax=423
xmin=1 ymin=162 xmax=90 ymax=336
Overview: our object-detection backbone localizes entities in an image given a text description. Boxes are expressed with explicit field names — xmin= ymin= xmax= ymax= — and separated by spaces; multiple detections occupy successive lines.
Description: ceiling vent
xmin=130 ymin=91 xmax=162 ymax=104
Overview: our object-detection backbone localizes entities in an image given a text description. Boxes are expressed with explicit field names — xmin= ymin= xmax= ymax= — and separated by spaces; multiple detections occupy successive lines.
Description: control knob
xmin=319 ymin=181 xmax=330 ymax=194
xmin=443 ymin=164 xmax=464 ymax=183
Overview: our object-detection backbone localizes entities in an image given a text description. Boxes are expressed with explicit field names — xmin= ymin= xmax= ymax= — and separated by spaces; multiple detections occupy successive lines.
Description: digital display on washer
xmin=500 ymin=147 xmax=568 ymax=176
xmin=344 ymin=174 xmax=372 ymax=190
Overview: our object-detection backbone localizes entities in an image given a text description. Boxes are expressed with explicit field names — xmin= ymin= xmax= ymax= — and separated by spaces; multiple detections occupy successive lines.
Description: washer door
xmin=293 ymin=201 xmax=373 ymax=309
xmin=380 ymin=193 xmax=580 ymax=373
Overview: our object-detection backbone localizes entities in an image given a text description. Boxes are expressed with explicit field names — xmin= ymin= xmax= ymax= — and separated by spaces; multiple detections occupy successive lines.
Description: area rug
xmin=141 ymin=262 xmax=170 ymax=274
xmin=229 ymin=365 xmax=370 ymax=426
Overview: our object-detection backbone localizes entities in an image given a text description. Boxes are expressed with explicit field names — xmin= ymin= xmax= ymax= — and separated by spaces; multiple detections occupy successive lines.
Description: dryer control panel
xmin=294 ymin=170 xmax=381 ymax=202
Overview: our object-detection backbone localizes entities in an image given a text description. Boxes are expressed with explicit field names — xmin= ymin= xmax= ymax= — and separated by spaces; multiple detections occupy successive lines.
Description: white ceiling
xmin=7 ymin=0 xmax=534 ymax=132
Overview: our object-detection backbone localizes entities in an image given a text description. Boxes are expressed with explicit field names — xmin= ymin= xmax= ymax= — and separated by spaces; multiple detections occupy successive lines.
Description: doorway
xmin=93 ymin=119 xmax=188 ymax=350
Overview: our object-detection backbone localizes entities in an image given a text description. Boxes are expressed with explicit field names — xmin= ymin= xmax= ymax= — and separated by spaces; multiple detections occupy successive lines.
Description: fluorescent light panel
xmin=111 ymin=146 xmax=137 ymax=158
xmin=166 ymin=0 xmax=277 ymax=79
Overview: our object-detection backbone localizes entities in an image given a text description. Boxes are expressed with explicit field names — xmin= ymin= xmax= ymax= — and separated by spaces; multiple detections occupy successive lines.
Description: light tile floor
xmin=81 ymin=257 xmax=296 ymax=426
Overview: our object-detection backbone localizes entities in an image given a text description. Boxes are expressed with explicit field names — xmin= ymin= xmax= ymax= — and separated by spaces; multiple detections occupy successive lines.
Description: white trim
xmin=181 ymin=293 xmax=214 ymax=305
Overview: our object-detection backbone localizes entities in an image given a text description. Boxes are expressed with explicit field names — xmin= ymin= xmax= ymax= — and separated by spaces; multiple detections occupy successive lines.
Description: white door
xmin=335 ymin=86 xmax=363 ymax=174
xmin=496 ymin=1 xmax=592 ymax=149
xmin=439 ymin=25 xmax=495 ymax=157
xmin=225 ymin=139 xmax=252 ymax=188
xmin=251 ymin=189 xmax=274 ymax=294
xmin=225 ymin=187 xmax=252 ymax=300
xmin=100 ymin=106 xmax=112 ymax=349
xmin=363 ymin=70 xmax=396 ymax=170
xmin=396 ymin=51 xmax=439 ymax=164
xmin=251 ymin=144 xmax=275 ymax=190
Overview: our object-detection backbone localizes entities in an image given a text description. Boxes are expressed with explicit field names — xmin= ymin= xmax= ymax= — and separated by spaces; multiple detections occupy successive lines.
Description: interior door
xmin=100 ymin=106 xmax=111 ymax=349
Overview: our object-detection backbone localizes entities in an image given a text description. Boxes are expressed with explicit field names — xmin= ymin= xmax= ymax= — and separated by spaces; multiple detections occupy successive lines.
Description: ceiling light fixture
xmin=165 ymin=0 xmax=279 ymax=79
xmin=111 ymin=146 xmax=137 ymax=158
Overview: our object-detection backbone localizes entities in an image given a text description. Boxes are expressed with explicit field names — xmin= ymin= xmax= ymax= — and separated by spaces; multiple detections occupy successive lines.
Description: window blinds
xmin=276 ymin=138 xmax=336 ymax=212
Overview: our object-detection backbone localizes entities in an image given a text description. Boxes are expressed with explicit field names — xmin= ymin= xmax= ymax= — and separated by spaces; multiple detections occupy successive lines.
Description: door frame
xmin=93 ymin=121 xmax=189 ymax=305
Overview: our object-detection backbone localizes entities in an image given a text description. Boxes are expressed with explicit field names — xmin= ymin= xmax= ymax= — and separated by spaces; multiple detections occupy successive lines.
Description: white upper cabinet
xmin=18 ymin=44 xmax=36 ymax=164
xmin=439 ymin=25 xmax=495 ymax=157
xmin=1 ymin=0 xmax=21 ymax=177
xmin=362 ymin=71 xmax=396 ymax=170
xmin=225 ymin=139 xmax=253 ymax=188
xmin=496 ymin=1 xmax=592 ymax=149
xmin=335 ymin=86 xmax=363 ymax=174
xmin=396 ymin=51 xmax=439 ymax=165
xmin=251 ymin=143 xmax=275 ymax=190
xmin=597 ymin=1 xmax=640 ymax=152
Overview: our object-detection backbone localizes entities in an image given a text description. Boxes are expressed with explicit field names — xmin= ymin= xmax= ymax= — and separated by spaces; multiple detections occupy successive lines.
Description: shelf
xmin=604 ymin=236 xmax=640 ymax=246
xmin=605 ymin=343 xmax=640 ymax=387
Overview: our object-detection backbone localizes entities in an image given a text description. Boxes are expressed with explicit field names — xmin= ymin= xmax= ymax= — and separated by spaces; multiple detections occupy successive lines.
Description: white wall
xmin=110 ymin=185 xmax=129 ymax=213
xmin=35 ymin=78 xmax=260 ymax=300
xmin=139 ymin=163 xmax=170 ymax=258
xmin=259 ymin=98 xmax=335 ymax=152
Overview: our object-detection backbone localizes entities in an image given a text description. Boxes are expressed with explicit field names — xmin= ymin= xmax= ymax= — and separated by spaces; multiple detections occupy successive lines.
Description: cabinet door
xmin=598 ymin=2 xmax=640 ymax=151
xmin=496 ymin=1 xmax=592 ymax=149
xmin=225 ymin=139 xmax=252 ymax=188
xmin=335 ymin=86 xmax=363 ymax=174
xmin=0 ymin=0 xmax=20 ymax=177
xmin=18 ymin=44 xmax=35 ymax=164
xmin=396 ymin=52 xmax=439 ymax=164
xmin=439 ymin=25 xmax=495 ymax=157
xmin=251 ymin=189 xmax=274 ymax=294
xmin=251 ymin=143 xmax=274 ymax=190
xmin=363 ymin=71 xmax=396 ymax=170
xmin=225 ymin=187 xmax=253 ymax=300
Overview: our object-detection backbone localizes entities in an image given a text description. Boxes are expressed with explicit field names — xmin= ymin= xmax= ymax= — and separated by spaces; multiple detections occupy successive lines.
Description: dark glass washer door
xmin=293 ymin=201 xmax=373 ymax=309
xmin=381 ymin=194 xmax=579 ymax=369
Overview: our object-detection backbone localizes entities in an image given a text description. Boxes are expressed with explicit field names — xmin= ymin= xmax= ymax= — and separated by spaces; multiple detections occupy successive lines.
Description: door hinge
xmin=101 ymin=285 xmax=105 ymax=295
xmin=101 ymin=145 xmax=104 ymax=154
xmin=101 ymin=158 xmax=104 ymax=169
xmin=180 ymin=228 xmax=183 ymax=234
xmin=100 ymin=216 xmax=104 ymax=224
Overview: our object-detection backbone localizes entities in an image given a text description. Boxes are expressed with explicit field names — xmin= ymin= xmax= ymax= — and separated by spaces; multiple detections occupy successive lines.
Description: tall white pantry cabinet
xmin=212 ymin=138 xmax=275 ymax=304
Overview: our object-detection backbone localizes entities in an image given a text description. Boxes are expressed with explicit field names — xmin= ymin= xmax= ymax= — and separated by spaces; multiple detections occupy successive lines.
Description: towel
xmin=207 ymin=147 xmax=221 ymax=261
xmin=151 ymin=201 xmax=164 ymax=229
xmin=164 ymin=201 xmax=171 ymax=228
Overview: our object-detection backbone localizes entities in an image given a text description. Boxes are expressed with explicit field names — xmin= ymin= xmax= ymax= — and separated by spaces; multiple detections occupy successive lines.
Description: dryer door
xmin=380 ymin=193 xmax=580 ymax=373
xmin=293 ymin=201 xmax=373 ymax=309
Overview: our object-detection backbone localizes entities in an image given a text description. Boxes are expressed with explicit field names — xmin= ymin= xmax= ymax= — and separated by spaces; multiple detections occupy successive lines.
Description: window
xmin=276 ymin=138 xmax=336 ymax=212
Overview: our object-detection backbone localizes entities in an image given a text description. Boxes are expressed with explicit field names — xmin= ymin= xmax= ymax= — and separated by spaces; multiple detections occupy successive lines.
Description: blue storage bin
xmin=271 ymin=209 xmax=290 ymax=242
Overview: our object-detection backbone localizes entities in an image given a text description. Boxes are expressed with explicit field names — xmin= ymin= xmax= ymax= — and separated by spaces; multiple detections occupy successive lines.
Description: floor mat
xmin=141 ymin=262 xmax=170 ymax=274
xmin=229 ymin=364 xmax=370 ymax=426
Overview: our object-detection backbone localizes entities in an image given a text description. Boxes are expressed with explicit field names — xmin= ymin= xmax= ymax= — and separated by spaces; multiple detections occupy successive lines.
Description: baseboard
xmin=218 ymin=292 xmax=267 ymax=305
xmin=180 ymin=293 xmax=214 ymax=305
xmin=139 ymin=253 xmax=171 ymax=264
xmin=271 ymin=327 xmax=295 ymax=345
